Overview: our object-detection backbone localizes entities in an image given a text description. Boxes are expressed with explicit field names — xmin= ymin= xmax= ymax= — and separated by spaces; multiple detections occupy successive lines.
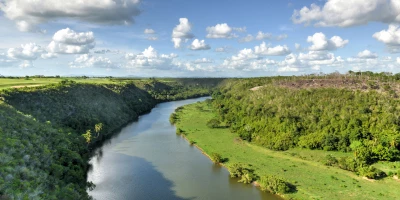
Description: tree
xmin=94 ymin=123 xmax=103 ymax=138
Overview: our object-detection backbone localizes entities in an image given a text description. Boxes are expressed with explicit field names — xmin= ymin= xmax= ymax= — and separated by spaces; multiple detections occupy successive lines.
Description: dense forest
xmin=211 ymin=73 xmax=400 ymax=179
xmin=0 ymin=78 xmax=222 ymax=199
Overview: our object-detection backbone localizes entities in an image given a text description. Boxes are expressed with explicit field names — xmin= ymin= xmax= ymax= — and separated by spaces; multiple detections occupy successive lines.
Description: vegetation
xmin=0 ymin=78 xmax=222 ymax=199
xmin=174 ymin=99 xmax=400 ymax=200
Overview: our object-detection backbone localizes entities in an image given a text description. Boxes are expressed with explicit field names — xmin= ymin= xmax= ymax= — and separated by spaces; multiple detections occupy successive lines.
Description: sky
xmin=0 ymin=0 xmax=400 ymax=77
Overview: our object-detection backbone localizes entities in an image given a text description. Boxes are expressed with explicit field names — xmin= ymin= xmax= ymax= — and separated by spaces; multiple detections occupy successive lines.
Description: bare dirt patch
xmin=11 ymin=84 xmax=43 ymax=89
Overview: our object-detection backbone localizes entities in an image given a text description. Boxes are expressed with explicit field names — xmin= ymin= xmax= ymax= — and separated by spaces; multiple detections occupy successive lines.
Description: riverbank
xmin=174 ymin=101 xmax=400 ymax=200
xmin=0 ymin=79 xmax=222 ymax=199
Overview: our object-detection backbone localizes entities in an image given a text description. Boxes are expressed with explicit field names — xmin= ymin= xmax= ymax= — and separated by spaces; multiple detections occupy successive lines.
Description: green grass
xmin=175 ymin=101 xmax=400 ymax=200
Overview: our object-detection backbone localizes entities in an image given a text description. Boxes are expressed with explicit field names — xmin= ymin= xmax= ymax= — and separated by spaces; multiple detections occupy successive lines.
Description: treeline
xmin=211 ymin=77 xmax=400 ymax=177
xmin=0 ymin=79 xmax=221 ymax=199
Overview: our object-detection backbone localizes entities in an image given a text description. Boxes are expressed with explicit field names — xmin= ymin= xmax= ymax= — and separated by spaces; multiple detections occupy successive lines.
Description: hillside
xmin=0 ymin=78 xmax=223 ymax=199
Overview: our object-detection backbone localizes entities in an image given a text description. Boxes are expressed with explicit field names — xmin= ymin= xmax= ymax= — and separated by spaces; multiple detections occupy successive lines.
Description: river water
xmin=87 ymin=97 xmax=281 ymax=200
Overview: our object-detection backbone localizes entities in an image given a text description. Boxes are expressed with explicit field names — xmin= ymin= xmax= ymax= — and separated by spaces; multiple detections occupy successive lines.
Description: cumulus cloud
xmin=292 ymin=0 xmax=400 ymax=27
xmin=397 ymin=57 xmax=400 ymax=64
xmin=206 ymin=23 xmax=238 ymax=39
xmin=41 ymin=52 xmax=58 ymax=59
xmin=357 ymin=50 xmax=378 ymax=59
xmin=373 ymin=25 xmax=400 ymax=53
xmin=69 ymin=54 xmax=117 ymax=68
xmin=144 ymin=29 xmax=155 ymax=34
xmin=0 ymin=52 xmax=19 ymax=67
xmin=307 ymin=32 xmax=349 ymax=51
xmin=48 ymin=28 xmax=95 ymax=54
xmin=125 ymin=46 xmax=178 ymax=70
xmin=190 ymin=39 xmax=211 ymax=50
xmin=172 ymin=18 xmax=194 ymax=48
xmin=254 ymin=42 xmax=291 ymax=56
xmin=0 ymin=0 xmax=141 ymax=32
xmin=7 ymin=43 xmax=44 ymax=60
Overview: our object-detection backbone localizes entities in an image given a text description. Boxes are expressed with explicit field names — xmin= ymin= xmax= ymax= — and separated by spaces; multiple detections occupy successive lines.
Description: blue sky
xmin=0 ymin=0 xmax=399 ymax=77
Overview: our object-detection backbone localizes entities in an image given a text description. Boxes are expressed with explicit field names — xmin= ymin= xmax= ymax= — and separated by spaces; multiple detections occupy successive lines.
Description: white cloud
xmin=256 ymin=31 xmax=288 ymax=41
xmin=373 ymin=24 xmax=400 ymax=53
xmin=206 ymin=23 xmax=238 ymax=39
xmin=239 ymin=34 xmax=254 ymax=43
xmin=7 ymin=43 xmax=44 ymax=60
xmin=47 ymin=28 xmax=95 ymax=54
xmin=147 ymin=37 xmax=158 ymax=41
xmin=215 ymin=47 xmax=226 ymax=52
xmin=172 ymin=18 xmax=194 ymax=48
xmin=254 ymin=42 xmax=291 ymax=56
xmin=233 ymin=27 xmax=247 ymax=33
xmin=307 ymin=32 xmax=348 ymax=51
xmin=292 ymin=0 xmax=400 ymax=27
xmin=295 ymin=43 xmax=302 ymax=51
xmin=190 ymin=39 xmax=211 ymax=50
xmin=397 ymin=57 xmax=400 ymax=64
xmin=19 ymin=60 xmax=33 ymax=68
xmin=41 ymin=52 xmax=58 ymax=59
xmin=0 ymin=0 xmax=141 ymax=32
xmin=357 ymin=50 xmax=378 ymax=59
xmin=0 ymin=53 xmax=19 ymax=67
xmin=193 ymin=58 xmax=213 ymax=64
xmin=125 ymin=46 xmax=178 ymax=70
xmin=70 ymin=54 xmax=117 ymax=68
xmin=144 ymin=29 xmax=155 ymax=34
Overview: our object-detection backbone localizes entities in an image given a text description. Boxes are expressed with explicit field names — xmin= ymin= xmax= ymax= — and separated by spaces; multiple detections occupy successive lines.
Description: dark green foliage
xmin=258 ymin=175 xmax=295 ymax=194
xmin=0 ymin=79 xmax=219 ymax=199
xmin=176 ymin=128 xmax=184 ymax=135
xmin=170 ymin=113 xmax=178 ymax=124
xmin=206 ymin=118 xmax=221 ymax=128
xmin=212 ymin=78 xmax=400 ymax=164
xmin=227 ymin=163 xmax=256 ymax=184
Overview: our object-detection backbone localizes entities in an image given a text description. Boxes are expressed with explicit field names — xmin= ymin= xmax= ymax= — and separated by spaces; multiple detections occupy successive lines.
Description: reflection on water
xmin=87 ymin=97 xmax=281 ymax=200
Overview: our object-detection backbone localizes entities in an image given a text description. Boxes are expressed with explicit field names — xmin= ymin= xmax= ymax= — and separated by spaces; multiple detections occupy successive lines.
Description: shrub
xmin=228 ymin=163 xmax=245 ymax=178
xmin=323 ymin=155 xmax=338 ymax=166
xmin=258 ymin=175 xmax=294 ymax=194
xmin=176 ymin=128 xmax=184 ymax=135
xmin=210 ymin=153 xmax=222 ymax=164
xmin=169 ymin=113 xmax=178 ymax=124
xmin=206 ymin=118 xmax=221 ymax=128
xmin=238 ymin=169 xmax=256 ymax=184
xmin=358 ymin=166 xmax=386 ymax=180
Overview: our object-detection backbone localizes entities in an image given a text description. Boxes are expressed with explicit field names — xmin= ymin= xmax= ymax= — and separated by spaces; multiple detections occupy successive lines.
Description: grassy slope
xmin=175 ymin=101 xmax=400 ymax=200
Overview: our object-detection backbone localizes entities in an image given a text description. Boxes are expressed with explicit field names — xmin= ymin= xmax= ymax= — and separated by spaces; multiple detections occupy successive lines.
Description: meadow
xmin=174 ymin=101 xmax=400 ymax=200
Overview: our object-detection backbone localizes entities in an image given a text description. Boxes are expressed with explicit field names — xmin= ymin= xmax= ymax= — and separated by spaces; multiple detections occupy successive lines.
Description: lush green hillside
xmin=174 ymin=101 xmax=400 ymax=200
xmin=173 ymin=73 xmax=400 ymax=199
xmin=0 ymin=78 xmax=222 ymax=199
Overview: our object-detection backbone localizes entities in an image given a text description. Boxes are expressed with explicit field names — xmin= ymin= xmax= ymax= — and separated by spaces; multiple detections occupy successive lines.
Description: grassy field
xmin=0 ymin=77 xmax=151 ymax=90
xmin=175 ymin=101 xmax=400 ymax=200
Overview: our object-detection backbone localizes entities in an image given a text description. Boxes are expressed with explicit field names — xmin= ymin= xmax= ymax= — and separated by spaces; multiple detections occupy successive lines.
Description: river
xmin=87 ymin=97 xmax=281 ymax=200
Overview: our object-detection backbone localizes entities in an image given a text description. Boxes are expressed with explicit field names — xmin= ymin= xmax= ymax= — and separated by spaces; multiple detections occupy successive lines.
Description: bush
xmin=210 ymin=153 xmax=222 ymax=164
xmin=358 ymin=166 xmax=386 ymax=179
xmin=169 ymin=113 xmax=178 ymax=124
xmin=206 ymin=118 xmax=221 ymax=128
xmin=228 ymin=163 xmax=245 ymax=178
xmin=176 ymin=128 xmax=184 ymax=135
xmin=323 ymin=155 xmax=338 ymax=166
xmin=238 ymin=169 xmax=256 ymax=184
xmin=258 ymin=175 xmax=294 ymax=194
